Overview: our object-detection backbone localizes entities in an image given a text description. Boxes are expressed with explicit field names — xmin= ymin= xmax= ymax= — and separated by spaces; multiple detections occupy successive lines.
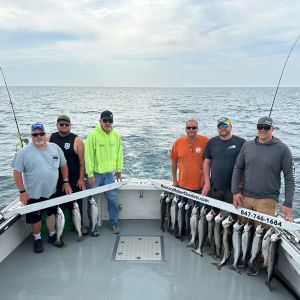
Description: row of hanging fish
xmin=160 ymin=191 xmax=281 ymax=291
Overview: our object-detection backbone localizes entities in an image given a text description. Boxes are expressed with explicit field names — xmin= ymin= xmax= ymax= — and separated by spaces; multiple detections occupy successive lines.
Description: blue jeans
xmin=92 ymin=172 xmax=119 ymax=227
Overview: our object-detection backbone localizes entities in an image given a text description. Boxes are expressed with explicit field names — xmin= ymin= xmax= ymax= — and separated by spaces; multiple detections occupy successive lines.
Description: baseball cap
xmin=257 ymin=116 xmax=274 ymax=127
xmin=217 ymin=117 xmax=232 ymax=126
xmin=100 ymin=110 xmax=113 ymax=120
xmin=57 ymin=115 xmax=71 ymax=123
xmin=31 ymin=122 xmax=45 ymax=132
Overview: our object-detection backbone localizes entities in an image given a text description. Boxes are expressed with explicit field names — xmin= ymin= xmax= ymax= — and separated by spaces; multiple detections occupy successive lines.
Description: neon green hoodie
xmin=85 ymin=124 xmax=123 ymax=177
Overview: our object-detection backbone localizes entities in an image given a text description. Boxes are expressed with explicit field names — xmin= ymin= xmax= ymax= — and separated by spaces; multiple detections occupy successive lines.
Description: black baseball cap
xmin=100 ymin=110 xmax=113 ymax=120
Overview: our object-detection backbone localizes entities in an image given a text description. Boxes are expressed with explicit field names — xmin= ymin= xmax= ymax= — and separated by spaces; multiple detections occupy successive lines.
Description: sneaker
xmin=47 ymin=234 xmax=57 ymax=244
xmin=112 ymin=226 xmax=120 ymax=234
xmin=90 ymin=225 xmax=100 ymax=237
xmin=247 ymin=264 xmax=259 ymax=276
xmin=33 ymin=239 xmax=44 ymax=253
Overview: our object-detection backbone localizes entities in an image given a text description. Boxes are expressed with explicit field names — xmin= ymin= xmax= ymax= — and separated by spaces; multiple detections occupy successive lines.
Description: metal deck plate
xmin=112 ymin=235 xmax=165 ymax=261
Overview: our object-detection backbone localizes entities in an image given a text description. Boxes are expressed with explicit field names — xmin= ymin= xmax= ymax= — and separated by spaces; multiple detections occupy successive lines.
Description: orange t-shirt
xmin=170 ymin=135 xmax=209 ymax=190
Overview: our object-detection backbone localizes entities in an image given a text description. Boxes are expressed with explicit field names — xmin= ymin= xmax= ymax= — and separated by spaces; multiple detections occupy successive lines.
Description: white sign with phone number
xmin=152 ymin=180 xmax=300 ymax=232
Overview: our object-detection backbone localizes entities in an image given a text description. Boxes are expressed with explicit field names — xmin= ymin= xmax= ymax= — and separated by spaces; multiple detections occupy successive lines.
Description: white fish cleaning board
xmin=113 ymin=236 xmax=165 ymax=261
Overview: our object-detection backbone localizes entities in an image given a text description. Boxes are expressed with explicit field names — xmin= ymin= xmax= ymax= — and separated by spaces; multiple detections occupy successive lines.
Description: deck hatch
xmin=112 ymin=235 xmax=165 ymax=261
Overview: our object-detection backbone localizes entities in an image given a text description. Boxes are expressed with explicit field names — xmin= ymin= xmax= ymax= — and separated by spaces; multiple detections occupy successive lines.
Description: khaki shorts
xmin=240 ymin=196 xmax=277 ymax=228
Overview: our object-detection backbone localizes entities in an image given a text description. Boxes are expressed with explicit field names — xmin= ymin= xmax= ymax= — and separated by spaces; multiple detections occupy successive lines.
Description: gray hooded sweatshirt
xmin=231 ymin=136 xmax=295 ymax=208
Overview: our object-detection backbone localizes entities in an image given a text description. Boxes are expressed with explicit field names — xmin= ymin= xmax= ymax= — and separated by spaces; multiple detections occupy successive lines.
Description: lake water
xmin=0 ymin=87 xmax=299 ymax=217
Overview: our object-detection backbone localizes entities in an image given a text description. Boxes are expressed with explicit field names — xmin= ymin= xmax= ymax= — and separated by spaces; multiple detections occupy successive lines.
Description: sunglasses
xmin=186 ymin=126 xmax=197 ymax=130
xmin=31 ymin=132 xmax=46 ymax=137
xmin=257 ymin=125 xmax=271 ymax=131
xmin=217 ymin=123 xmax=229 ymax=129
xmin=58 ymin=123 xmax=70 ymax=127
xmin=102 ymin=119 xmax=113 ymax=123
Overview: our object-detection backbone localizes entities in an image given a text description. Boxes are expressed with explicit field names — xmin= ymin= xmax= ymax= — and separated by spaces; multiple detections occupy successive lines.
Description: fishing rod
xmin=0 ymin=67 xmax=25 ymax=148
xmin=269 ymin=33 xmax=300 ymax=117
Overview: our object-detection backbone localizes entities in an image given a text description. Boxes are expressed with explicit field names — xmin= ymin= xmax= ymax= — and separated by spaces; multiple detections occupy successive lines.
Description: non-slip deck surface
xmin=0 ymin=220 xmax=296 ymax=300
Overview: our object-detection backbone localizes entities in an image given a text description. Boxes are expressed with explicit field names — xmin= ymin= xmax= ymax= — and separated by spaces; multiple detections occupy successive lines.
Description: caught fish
xmin=170 ymin=196 xmax=177 ymax=233
xmin=206 ymin=208 xmax=216 ymax=257
xmin=173 ymin=196 xmax=179 ymax=234
xmin=166 ymin=194 xmax=173 ymax=232
xmin=231 ymin=221 xmax=244 ymax=272
xmin=160 ymin=191 xmax=168 ymax=232
xmin=213 ymin=212 xmax=226 ymax=259
xmin=265 ymin=233 xmax=281 ymax=291
xmin=262 ymin=228 xmax=274 ymax=268
xmin=55 ymin=206 xmax=65 ymax=247
xmin=176 ymin=200 xmax=185 ymax=240
xmin=215 ymin=215 xmax=234 ymax=270
xmin=185 ymin=202 xmax=192 ymax=237
xmin=187 ymin=206 xmax=199 ymax=248
xmin=192 ymin=206 xmax=208 ymax=256
xmin=248 ymin=225 xmax=265 ymax=266
xmin=240 ymin=222 xmax=253 ymax=267
xmin=72 ymin=202 xmax=84 ymax=242
xmin=89 ymin=197 xmax=100 ymax=237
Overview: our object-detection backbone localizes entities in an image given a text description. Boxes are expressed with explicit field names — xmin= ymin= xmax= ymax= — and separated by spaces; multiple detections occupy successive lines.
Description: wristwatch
xmin=19 ymin=190 xmax=26 ymax=194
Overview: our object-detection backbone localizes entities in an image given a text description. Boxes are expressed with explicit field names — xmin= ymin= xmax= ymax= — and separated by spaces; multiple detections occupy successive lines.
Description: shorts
xmin=240 ymin=195 xmax=277 ymax=228
xmin=53 ymin=180 xmax=83 ymax=212
xmin=26 ymin=196 xmax=57 ymax=224
xmin=208 ymin=188 xmax=233 ymax=204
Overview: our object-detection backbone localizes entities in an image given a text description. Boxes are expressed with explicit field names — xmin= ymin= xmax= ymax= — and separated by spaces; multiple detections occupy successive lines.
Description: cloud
xmin=0 ymin=0 xmax=300 ymax=86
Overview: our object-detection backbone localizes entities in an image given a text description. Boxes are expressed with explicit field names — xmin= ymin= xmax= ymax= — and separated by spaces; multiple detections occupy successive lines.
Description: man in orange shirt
xmin=170 ymin=119 xmax=208 ymax=237
xmin=171 ymin=119 xmax=208 ymax=192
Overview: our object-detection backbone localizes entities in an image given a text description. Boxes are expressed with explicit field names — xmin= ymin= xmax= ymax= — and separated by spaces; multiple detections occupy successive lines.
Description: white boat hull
xmin=0 ymin=179 xmax=299 ymax=298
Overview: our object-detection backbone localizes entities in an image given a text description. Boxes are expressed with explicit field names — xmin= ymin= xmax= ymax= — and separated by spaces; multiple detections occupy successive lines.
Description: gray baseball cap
xmin=257 ymin=116 xmax=274 ymax=127
xmin=57 ymin=115 xmax=71 ymax=123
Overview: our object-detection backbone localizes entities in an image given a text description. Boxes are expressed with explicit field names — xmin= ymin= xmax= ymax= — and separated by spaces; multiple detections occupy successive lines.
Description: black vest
xmin=50 ymin=132 xmax=80 ymax=182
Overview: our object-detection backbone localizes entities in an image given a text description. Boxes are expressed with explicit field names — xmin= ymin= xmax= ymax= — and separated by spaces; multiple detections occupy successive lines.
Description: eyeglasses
xmin=58 ymin=123 xmax=70 ymax=127
xmin=186 ymin=126 xmax=197 ymax=130
xmin=102 ymin=119 xmax=113 ymax=123
xmin=31 ymin=132 xmax=46 ymax=137
xmin=257 ymin=125 xmax=271 ymax=131
xmin=217 ymin=123 xmax=229 ymax=129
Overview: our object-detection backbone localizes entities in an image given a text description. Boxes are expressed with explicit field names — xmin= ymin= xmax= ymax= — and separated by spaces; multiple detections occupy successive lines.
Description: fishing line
xmin=0 ymin=67 xmax=25 ymax=148
xmin=269 ymin=33 xmax=300 ymax=117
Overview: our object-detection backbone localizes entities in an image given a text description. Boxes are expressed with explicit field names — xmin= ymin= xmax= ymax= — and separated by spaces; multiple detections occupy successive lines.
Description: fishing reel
xmin=15 ymin=138 xmax=29 ymax=152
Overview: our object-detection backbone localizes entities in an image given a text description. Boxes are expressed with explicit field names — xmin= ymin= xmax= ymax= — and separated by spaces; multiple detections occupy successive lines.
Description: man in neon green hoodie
xmin=85 ymin=110 xmax=123 ymax=234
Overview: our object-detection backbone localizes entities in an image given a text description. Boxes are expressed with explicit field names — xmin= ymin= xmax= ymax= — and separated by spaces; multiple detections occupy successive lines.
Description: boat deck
xmin=0 ymin=219 xmax=297 ymax=300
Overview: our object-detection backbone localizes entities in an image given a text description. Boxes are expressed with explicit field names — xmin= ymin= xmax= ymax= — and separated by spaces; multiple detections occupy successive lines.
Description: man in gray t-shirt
xmin=13 ymin=123 xmax=72 ymax=254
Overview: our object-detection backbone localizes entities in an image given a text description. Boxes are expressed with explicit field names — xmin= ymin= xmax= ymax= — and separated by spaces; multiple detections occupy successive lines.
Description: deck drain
xmin=112 ymin=236 xmax=165 ymax=261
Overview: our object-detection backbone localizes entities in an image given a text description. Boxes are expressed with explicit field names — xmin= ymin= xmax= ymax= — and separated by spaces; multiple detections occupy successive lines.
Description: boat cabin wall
xmin=81 ymin=189 xmax=161 ymax=227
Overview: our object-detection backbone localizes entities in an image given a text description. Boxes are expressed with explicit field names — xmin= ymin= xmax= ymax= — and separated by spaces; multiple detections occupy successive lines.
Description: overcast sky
xmin=0 ymin=0 xmax=300 ymax=87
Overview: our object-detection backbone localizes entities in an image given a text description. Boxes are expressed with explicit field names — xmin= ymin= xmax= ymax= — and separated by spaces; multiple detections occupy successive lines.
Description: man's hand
xmin=172 ymin=179 xmax=178 ymax=187
xmin=281 ymin=205 xmax=293 ymax=222
xmin=233 ymin=193 xmax=242 ymax=208
xmin=19 ymin=192 xmax=29 ymax=206
xmin=114 ymin=172 xmax=122 ymax=182
xmin=88 ymin=176 xmax=96 ymax=186
xmin=77 ymin=178 xmax=86 ymax=190
xmin=201 ymin=182 xmax=211 ymax=196
xmin=62 ymin=183 xmax=72 ymax=194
